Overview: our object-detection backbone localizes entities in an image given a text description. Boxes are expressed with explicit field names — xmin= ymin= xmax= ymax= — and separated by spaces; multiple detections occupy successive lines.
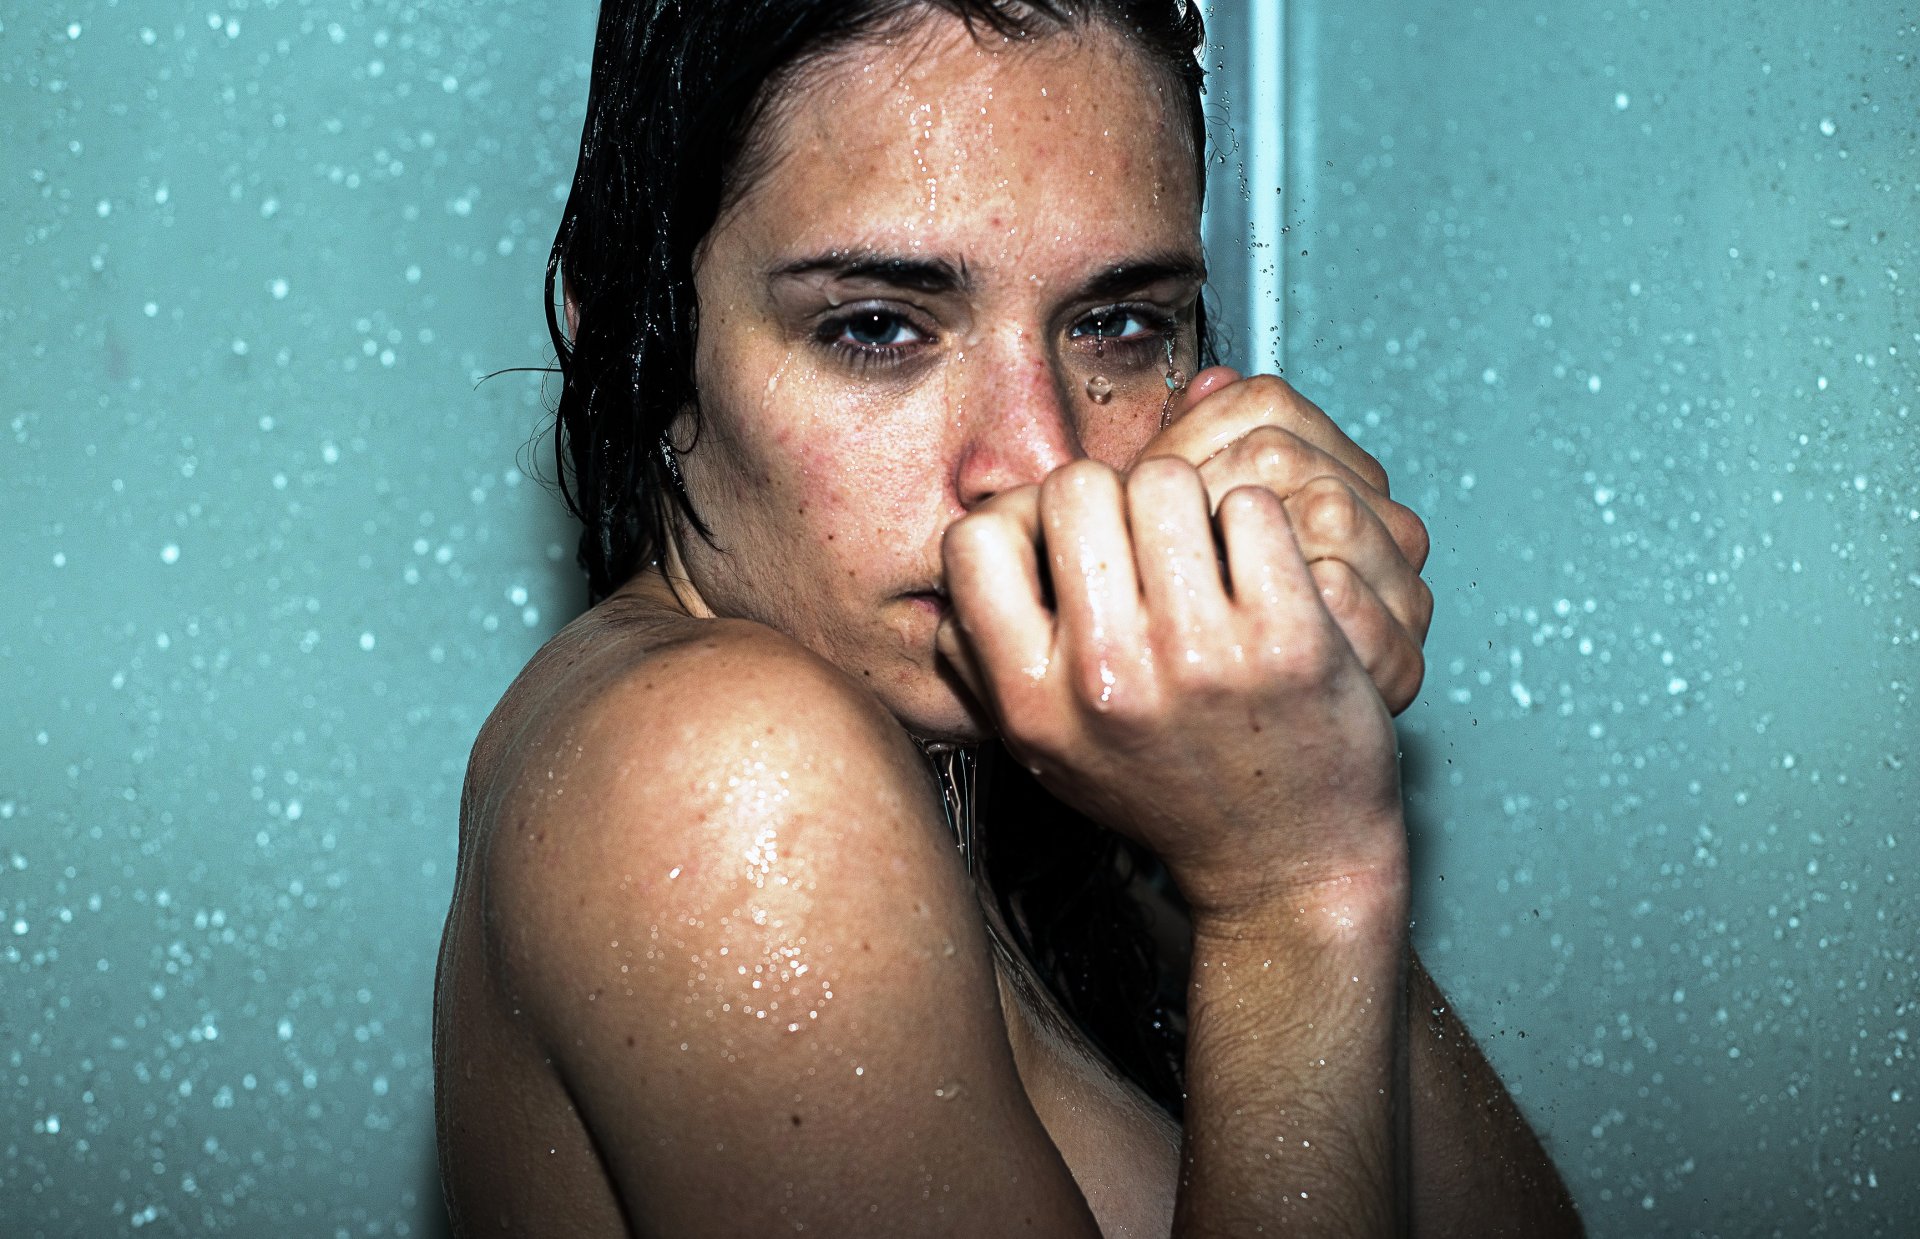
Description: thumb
xmin=1168 ymin=365 xmax=1241 ymax=425
xmin=935 ymin=616 xmax=992 ymax=712
xmin=1129 ymin=365 xmax=1244 ymax=468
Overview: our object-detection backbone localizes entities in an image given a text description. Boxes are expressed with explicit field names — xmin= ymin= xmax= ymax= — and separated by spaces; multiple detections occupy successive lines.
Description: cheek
xmin=1079 ymin=399 xmax=1169 ymax=470
xmin=741 ymin=416 xmax=945 ymax=556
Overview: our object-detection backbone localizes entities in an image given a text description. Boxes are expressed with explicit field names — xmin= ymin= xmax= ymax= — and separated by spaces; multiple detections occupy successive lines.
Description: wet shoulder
xmin=464 ymin=604 xmax=939 ymax=861
xmin=458 ymin=609 xmax=1099 ymax=1234
xmin=467 ymin=603 xmax=968 ymax=1003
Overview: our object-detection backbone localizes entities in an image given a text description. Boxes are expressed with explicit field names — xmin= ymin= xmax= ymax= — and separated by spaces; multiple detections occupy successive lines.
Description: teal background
xmin=4 ymin=2 xmax=592 ymax=1233
xmin=2 ymin=1 xmax=1913 ymax=1235
xmin=1276 ymin=4 xmax=1918 ymax=1236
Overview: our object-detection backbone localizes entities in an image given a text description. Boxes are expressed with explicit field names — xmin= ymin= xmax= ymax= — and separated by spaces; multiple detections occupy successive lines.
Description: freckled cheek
xmin=751 ymin=450 xmax=895 ymax=563
xmin=1079 ymin=411 xmax=1163 ymax=470
xmin=770 ymin=416 xmax=940 ymax=515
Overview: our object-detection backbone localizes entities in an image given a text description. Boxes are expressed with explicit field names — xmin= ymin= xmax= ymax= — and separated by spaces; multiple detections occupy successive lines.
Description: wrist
xmin=1171 ymin=818 xmax=1411 ymax=940
xmin=1187 ymin=871 xmax=1409 ymax=969
xmin=1184 ymin=871 xmax=1410 ymax=1056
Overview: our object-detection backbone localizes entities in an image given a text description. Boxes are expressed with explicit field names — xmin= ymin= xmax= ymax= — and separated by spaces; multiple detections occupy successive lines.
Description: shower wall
xmin=3 ymin=1 xmax=1913 ymax=1236
xmin=3 ymin=3 xmax=595 ymax=1233
xmin=1274 ymin=2 xmax=1918 ymax=1234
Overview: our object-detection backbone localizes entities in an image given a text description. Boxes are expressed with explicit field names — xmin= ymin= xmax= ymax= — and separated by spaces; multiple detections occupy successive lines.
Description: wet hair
xmin=547 ymin=0 xmax=1209 ymax=1117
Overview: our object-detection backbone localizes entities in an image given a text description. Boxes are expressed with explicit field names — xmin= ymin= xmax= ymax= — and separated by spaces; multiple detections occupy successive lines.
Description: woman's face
xmin=671 ymin=16 xmax=1203 ymax=741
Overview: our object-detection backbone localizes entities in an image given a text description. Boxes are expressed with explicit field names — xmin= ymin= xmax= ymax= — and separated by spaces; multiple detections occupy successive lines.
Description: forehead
xmin=723 ymin=19 xmax=1199 ymax=273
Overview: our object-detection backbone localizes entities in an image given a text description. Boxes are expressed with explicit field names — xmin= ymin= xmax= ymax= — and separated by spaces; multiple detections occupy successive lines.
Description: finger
xmin=1125 ymin=457 xmax=1231 ymax=652
xmin=1144 ymin=374 xmax=1392 ymax=498
xmin=1286 ymin=476 xmax=1435 ymax=645
xmin=934 ymin=615 xmax=994 ymax=711
xmin=1309 ymin=559 xmax=1427 ymax=716
xmin=942 ymin=488 xmax=1055 ymax=698
xmin=1038 ymin=460 xmax=1147 ymax=691
xmin=1171 ymin=365 xmax=1241 ymax=420
xmin=1214 ymin=485 xmax=1329 ymax=650
xmin=1128 ymin=366 xmax=1240 ymax=467
xmin=1199 ymin=426 xmax=1430 ymax=574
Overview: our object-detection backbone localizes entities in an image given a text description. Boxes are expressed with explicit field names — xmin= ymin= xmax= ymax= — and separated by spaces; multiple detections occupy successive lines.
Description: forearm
xmin=1406 ymin=955 xmax=1583 ymax=1237
xmin=1172 ymin=865 xmax=1411 ymax=1239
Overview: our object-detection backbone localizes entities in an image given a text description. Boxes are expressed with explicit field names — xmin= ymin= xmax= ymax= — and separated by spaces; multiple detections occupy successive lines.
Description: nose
xmin=952 ymin=331 xmax=1083 ymax=510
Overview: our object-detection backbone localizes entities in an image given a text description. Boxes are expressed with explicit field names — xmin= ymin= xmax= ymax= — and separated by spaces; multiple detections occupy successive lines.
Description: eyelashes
xmin=811 ymin=302 xmax=1181 ymax=375
xmin=1069 ymin=306 xmax=1176 ymax=353
xmin=813 ymin=307 xmax=931 ymax=375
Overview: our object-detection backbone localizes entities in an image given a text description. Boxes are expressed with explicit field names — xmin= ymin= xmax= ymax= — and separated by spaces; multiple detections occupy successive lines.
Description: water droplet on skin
xmin=1084 ymin=374 xmax=1113 ymax=404
xmin=933 ymin=1080 xmax=963 ymax=1100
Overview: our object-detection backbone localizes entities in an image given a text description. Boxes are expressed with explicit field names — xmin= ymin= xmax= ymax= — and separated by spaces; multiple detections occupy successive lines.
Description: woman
xmin=434 ymin=1 xmax=1582 ymax=1234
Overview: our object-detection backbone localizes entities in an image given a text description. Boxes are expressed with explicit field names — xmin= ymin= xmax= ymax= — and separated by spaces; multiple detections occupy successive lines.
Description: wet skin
xmin=654 ymin=20 xmax=1431 ymax=742
xmin=435 ymin=13 xmax=1578 ymax=1239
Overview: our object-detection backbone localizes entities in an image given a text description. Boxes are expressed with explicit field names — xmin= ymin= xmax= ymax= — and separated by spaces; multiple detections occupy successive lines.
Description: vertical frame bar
xmin=1200 ymin=0 xmax=1291 ymax=377
xmin=1248 ymin=0 xmax=1287 ymax=376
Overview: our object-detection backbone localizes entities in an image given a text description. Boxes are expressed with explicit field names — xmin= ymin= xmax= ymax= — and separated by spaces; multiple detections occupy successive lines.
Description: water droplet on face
xmin=1085 ymin=374 xmax=1113 ymax=404
xmin=933 ymin=1080 xmax=964 ymax=1101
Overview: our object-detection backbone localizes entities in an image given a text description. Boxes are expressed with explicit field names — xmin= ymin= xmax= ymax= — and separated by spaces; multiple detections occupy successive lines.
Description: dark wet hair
xmin=547 ymin=0 xmax=1208 ymax=1116
xmin=549 ymin=0 xmax=1211 ymax=603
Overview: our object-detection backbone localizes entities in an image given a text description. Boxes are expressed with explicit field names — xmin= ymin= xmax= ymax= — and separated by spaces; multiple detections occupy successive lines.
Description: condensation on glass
xmin=1 ymin=2 xmax=1912 ymax=1235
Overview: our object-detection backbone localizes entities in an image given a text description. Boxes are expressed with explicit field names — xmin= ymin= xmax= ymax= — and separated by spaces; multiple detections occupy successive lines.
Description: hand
xmin=1133 ymin=369 xmax=1433 ymax=715
xmin=937 ymin=457 xmax=1407 ymax=913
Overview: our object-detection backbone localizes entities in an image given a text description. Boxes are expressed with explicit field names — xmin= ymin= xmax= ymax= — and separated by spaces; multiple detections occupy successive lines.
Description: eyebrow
xmin=1081 ymin=253 xmax=1208 ymax=300
xmin=770 ymin=251 xmax=970 ymax=294
xmin=767 ymin=249 xmax=1207 ymax=300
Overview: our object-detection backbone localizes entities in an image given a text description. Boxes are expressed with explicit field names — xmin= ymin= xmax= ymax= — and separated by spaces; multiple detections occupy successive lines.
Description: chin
xmin=889 ymin=665 xmax=997 ymax=747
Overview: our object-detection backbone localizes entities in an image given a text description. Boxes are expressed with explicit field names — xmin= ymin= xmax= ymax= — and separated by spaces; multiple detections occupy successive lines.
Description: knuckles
xmin=1218 ymin=481 xmax=1284 ymax=524
xmin=1295 ymin=476 xmax=1363 ymax=543
xmin=1380 ymin=498 xmax=1431 ymax=571
xmin=1410 ymin=575 xmax=1435 ymax=637
xmin=1068 ymin=660 xmax=1162 ymax=735
xmin=1207 ymin=376 xmax=1393 ymax=494
xmin=1230 ymin=373 xmax=1301 ymax=415
xmin=1126 ymin=452 xmax=1200 ymax=496
xmin=1349 ymin=447 xmax=1391 ymax=496
xmin=941 ymin=507 xmax=1016 ymax=565
xmin=1230 ymin=424 xmax=1317 ymax=486
xmin=1038 ymin=458 xmax=1120 ymax=509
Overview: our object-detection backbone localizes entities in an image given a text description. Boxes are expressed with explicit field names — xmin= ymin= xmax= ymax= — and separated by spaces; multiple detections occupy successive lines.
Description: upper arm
xmin=1407 ymin=956 xmax=1583 ymax=1237
xmin=483 ymin=627 xmax=1101 ymax=1238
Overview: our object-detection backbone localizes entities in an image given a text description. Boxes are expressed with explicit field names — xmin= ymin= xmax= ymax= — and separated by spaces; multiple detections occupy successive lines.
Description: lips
xmin=905 ymin=589 xmax=949 ymax=617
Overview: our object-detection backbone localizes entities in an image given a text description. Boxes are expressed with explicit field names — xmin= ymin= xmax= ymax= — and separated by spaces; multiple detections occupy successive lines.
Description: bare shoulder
xmin=469 ymin=605 xmax=1098 ymax=1237
xmin=475 ymin=609 xmax=944 ymax=925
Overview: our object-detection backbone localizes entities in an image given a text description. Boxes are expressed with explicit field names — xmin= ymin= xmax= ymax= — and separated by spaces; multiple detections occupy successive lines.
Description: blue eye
xmin=834 ymin=310 xmax=922 ymax=349
xmin=812 ymin=305 xmax=934 ymax=376
xmin=1074 ymin=307 xmax=1166 ymax=344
